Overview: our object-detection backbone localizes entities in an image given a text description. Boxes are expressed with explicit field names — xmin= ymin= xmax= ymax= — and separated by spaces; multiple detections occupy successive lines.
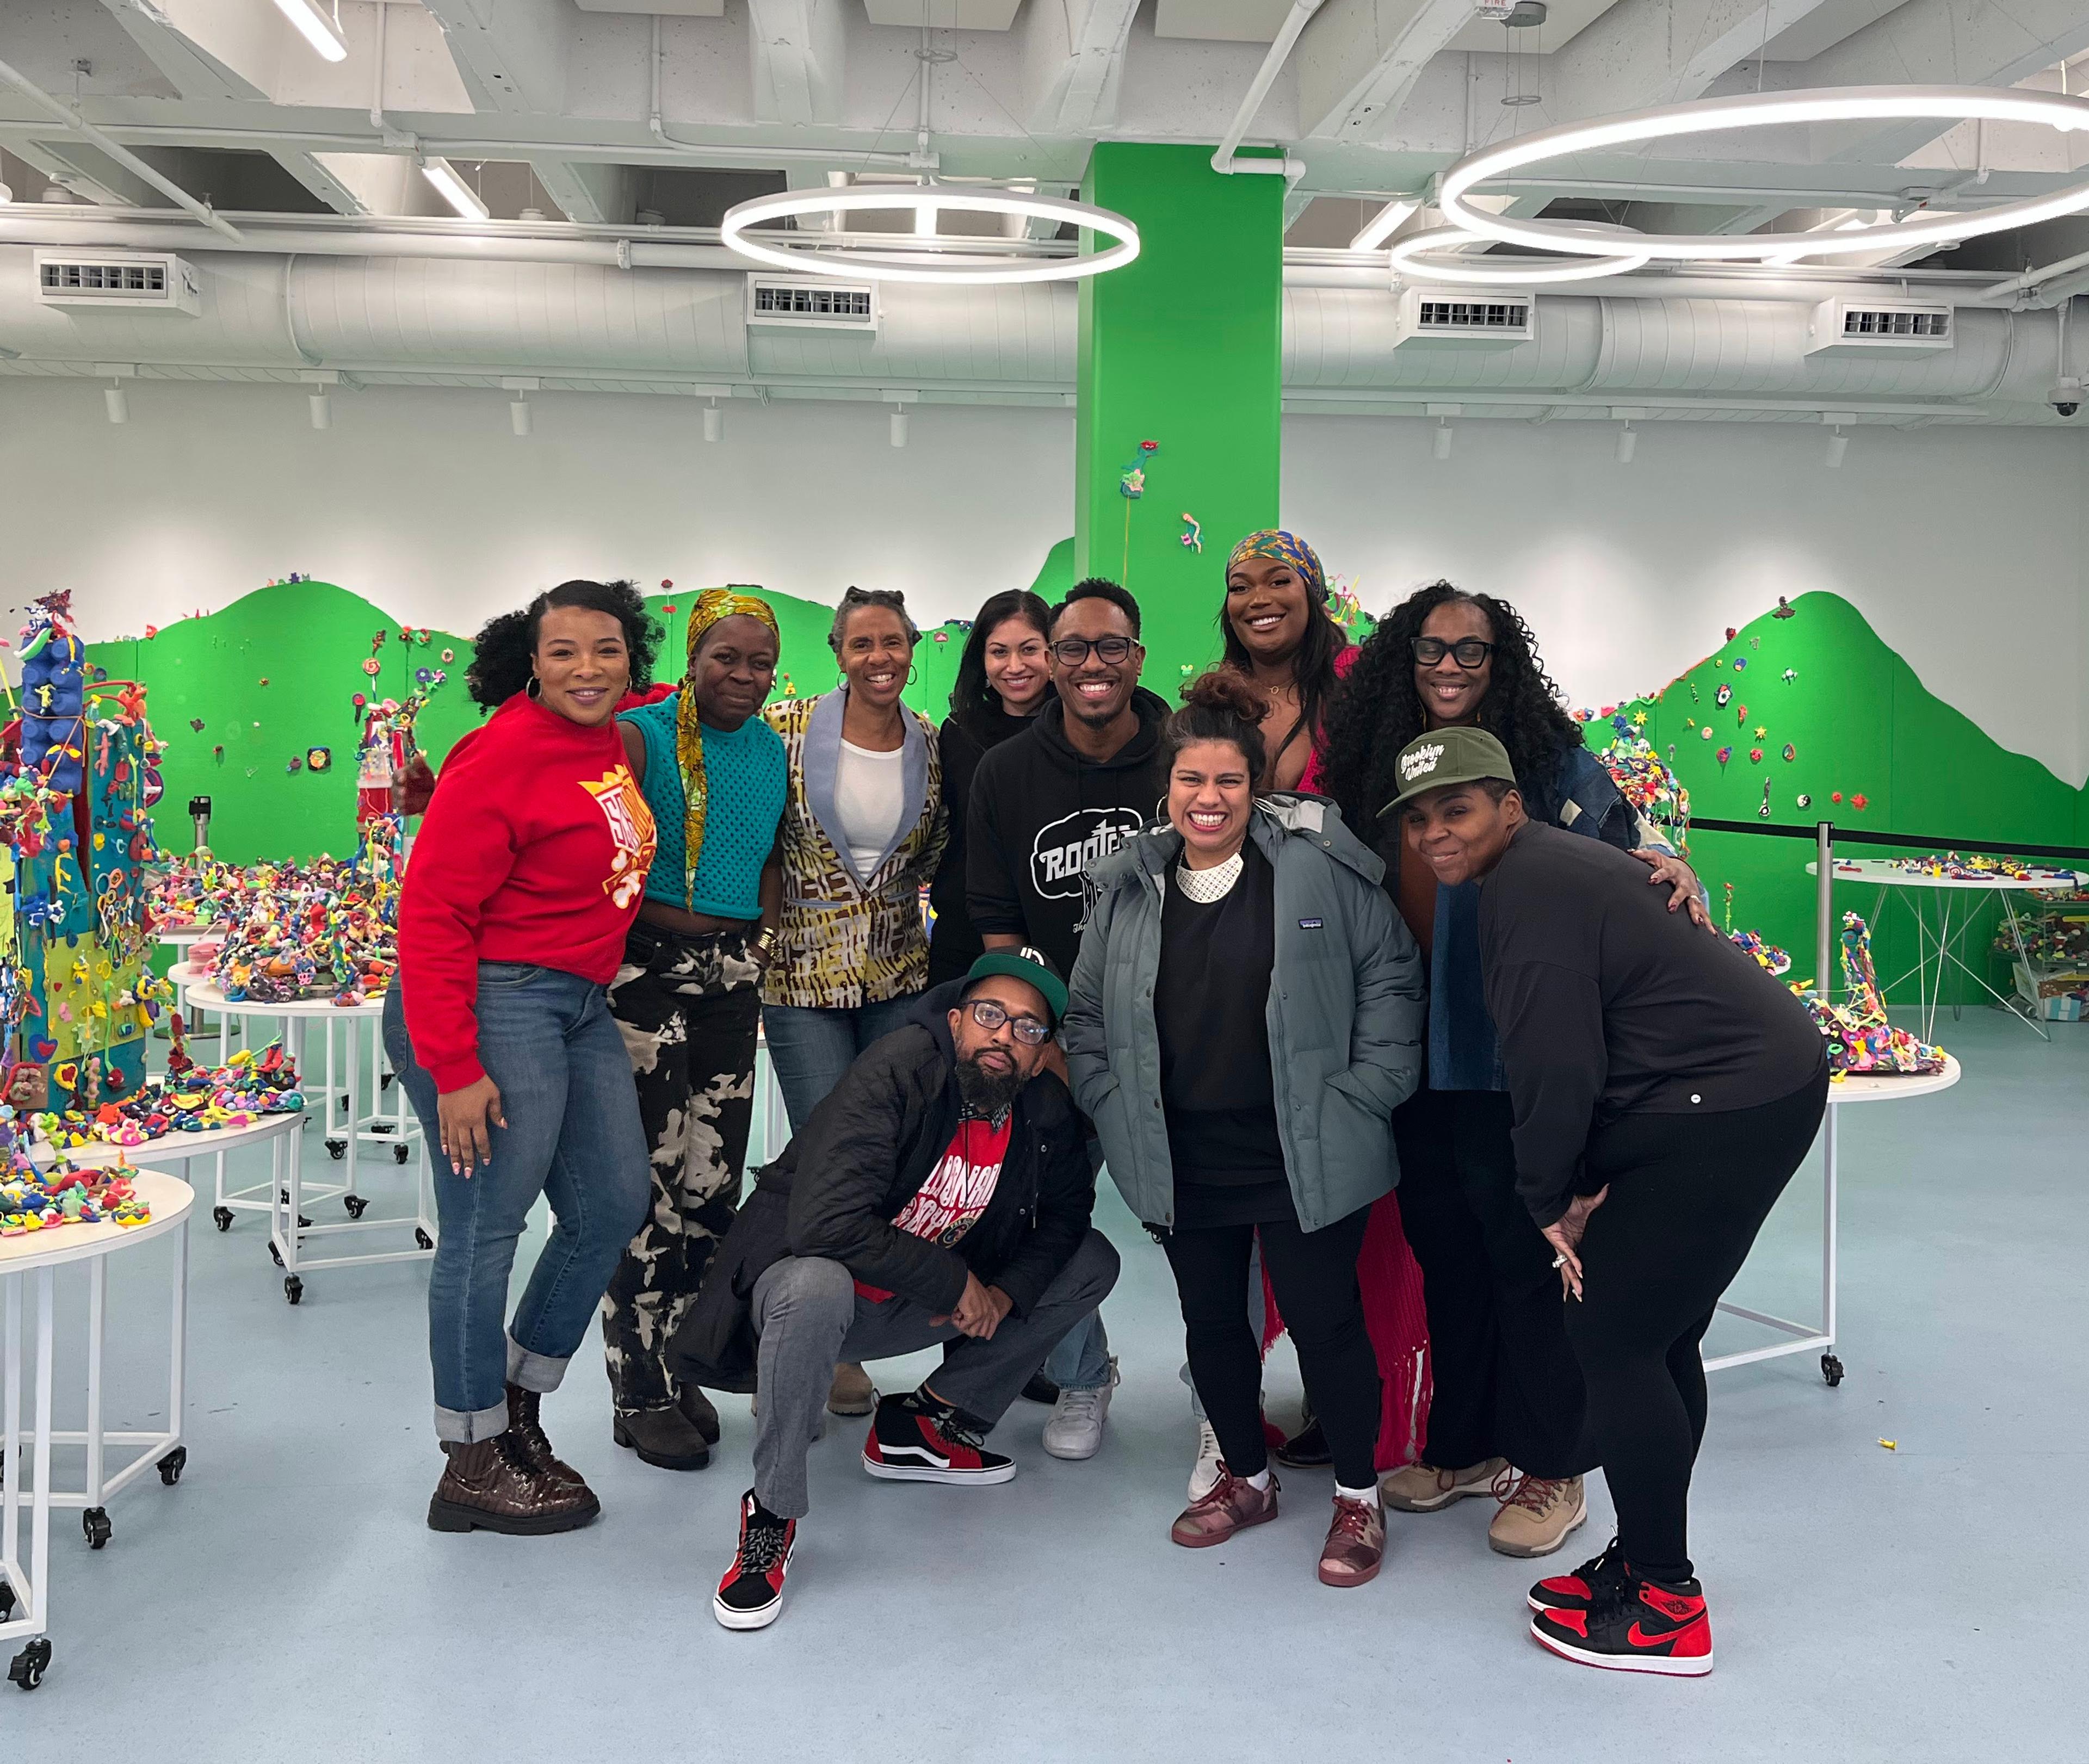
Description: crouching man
xmin=675 ymin=946 xmax=1119 ymax=1630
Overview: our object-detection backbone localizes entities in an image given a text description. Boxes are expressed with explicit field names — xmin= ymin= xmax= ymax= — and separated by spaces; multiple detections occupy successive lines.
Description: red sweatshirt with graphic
xmin=399 ymin=692 xmax=657 ymax=1092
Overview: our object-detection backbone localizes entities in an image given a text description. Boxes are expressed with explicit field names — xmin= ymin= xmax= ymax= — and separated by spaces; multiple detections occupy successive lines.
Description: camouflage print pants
xmin=601 ymin=921 xmax=763 ymax=1412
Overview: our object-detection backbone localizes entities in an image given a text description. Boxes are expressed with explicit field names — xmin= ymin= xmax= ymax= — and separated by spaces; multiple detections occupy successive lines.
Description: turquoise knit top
xmin=620 ymin=692 xmax=786 ymax=919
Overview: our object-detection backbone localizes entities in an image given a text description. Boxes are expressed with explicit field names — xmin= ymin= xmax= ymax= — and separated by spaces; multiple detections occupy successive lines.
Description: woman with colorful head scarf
xmin=603 ymin=588 xmax=789 ymax=1472
xmin=1218 ymin=530 xmax=1353 ymax=793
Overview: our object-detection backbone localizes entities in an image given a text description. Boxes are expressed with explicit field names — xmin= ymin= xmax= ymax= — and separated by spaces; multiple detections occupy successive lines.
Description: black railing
xmin=1690 ymin=819 xmax=2089 ymax=864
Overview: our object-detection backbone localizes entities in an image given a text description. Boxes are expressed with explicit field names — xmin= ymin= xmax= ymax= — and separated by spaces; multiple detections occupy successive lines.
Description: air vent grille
xmin=745 ymin=276 xmax=879 ymax=331
xmin=33 ymin=250 xmax=199 ymax=314
xmin=1417 ymin=298 xmax=1531 ymax=331
xmin=41 ymin=261 xmax=167 ymax=296
xmin=1841 ymin=307 xmax=1949 ymax=339
xmin=1806 ymin=299 xmax=1954 ymax=357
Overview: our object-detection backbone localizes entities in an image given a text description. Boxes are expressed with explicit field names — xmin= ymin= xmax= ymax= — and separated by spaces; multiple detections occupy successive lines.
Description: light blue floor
xmin=7 ymin=1009 xmax=2082 ymax=1761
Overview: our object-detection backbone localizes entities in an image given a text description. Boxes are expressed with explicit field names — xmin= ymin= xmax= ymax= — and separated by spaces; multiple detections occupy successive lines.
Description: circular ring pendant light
xmin=1437 ymin=85 xmax=2089 ymax=263
xmin=720 ymin=185 xmax=1140 ymax=286
xmin=1388 ymin=225 xmax=1652 ymax=284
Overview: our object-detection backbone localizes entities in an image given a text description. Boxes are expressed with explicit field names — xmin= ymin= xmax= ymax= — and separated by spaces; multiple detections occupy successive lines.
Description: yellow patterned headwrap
xmin=675 ymin=587 xmax=781 ymax=909
xmin=1226 ymin=529 xmax=1328 ymax=603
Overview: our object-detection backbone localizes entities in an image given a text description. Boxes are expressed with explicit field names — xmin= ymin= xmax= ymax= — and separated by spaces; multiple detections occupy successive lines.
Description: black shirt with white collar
xmin=1479 ymin=822 xmax=1826 ymax=1227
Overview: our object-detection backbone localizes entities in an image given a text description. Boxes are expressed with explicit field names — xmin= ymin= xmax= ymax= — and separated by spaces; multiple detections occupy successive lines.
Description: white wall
xmin=4 ymin=376 xmax=2082 ymax=786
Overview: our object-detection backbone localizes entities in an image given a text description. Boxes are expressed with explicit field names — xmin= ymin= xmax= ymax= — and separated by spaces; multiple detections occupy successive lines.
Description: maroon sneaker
xmin=714 ymin=1490 xmax=796 ymax=1631
xmin=1531 ymin=1573 xmax=1714 ymax=1677
xmin=1170 ymin=1465 xmax=1280 ymax=1548
xmin=862 ymin=1391 xmax=1016 ymax=1486
xmin=1317 ymin=1495 xmax=1385 ymax=1588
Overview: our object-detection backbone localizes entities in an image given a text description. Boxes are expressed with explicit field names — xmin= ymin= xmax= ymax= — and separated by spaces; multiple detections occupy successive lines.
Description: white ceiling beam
xmin=1806 ymin=0 xmax=2089 ymax=163
xmin=5 ymin=137 xmax=152 ymax=208
xmin=746 ymin=0 xmax=848 ymax=127
xmin=1295 ymin=0 xmax=1477 ymax=144
xmin=1019 ymin=0 xmax=1141 ymax=134
xmin=1547 ymin=1 xmax=1838 ymax=116
xmin=419 ymin=0 xmax=576 ymax=116
xmin=529 ymin=159 xmax=636 ymax=225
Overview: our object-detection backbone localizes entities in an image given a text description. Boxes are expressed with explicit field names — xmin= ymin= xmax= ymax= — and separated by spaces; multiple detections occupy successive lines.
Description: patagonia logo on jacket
xmin=1029 ymin=807 xmax=1146 ymax=900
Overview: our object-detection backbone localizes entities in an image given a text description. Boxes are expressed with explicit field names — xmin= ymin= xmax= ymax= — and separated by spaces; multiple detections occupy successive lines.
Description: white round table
xmin=1809 ymin=859 xmax=2079 ymax=1041
xmin=2 ymin=1169 xmax=193 ymax=1692
xmin=37 ymin=1110 xmax=306 ymax=1245
xmin=180 ymin=983 xmax=434 ymax=1302
xmin=1708 ymin=1053 xmax=1962 ymax=1383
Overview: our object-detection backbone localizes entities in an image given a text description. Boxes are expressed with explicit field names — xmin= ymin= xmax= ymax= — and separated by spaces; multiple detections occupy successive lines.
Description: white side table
xmin=2 ymin=1169 xmax=193 ymax=1692
xmin=1707 ymin=1055 xmax=1962 ymax=1384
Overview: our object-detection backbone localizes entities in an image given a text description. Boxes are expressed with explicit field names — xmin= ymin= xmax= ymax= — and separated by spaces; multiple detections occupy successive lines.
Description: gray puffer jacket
xmin=1063 ymin=796 xmax=1424 ymax=1233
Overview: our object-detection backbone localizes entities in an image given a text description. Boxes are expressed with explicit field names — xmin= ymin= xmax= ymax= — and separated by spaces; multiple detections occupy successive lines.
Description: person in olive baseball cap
xmin=1377 ymin=726 xmax=1521 ymax=821
xmin=964 ymin=945 xmax=1068 ymax=1029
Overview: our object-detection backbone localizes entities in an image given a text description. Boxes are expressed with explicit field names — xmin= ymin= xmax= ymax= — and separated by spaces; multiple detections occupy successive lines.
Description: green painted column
xmin=1077 ymin=143 xmax=1284 ymax=686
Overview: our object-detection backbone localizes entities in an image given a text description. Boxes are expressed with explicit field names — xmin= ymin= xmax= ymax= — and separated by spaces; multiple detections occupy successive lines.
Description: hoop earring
xmin=907 ymin=665 xmax=919 ymax=686
xmin=526 ymin=676 xmax=543 ymax=700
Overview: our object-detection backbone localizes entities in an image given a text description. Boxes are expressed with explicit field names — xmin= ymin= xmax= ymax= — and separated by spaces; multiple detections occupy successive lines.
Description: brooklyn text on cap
xmin=1377 ymin=726 xmax=1519 ymax=820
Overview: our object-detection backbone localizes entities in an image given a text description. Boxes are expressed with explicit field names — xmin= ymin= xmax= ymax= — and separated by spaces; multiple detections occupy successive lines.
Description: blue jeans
xmin=1041 ymin=1135 xmax=1114 ymax=1392
xmin=386 ymin=966 xmax=651 ymax=1444
xmin=763 ymin=994 xmax=924 ymax=1133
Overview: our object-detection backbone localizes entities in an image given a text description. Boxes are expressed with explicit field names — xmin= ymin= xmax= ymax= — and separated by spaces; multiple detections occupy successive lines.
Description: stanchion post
xmin=1816 ymin=820 xmax=1835 ymax=1002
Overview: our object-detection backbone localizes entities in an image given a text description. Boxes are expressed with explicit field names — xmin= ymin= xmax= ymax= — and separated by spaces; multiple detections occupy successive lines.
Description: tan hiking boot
xmin=827 ymin=1361 xmax=875 ymax=1417
xmin=1488 ymin=1470 xmax=1587 ymax=1558
xmin=1380 ymin=1456 xmax=1507 ymax=1513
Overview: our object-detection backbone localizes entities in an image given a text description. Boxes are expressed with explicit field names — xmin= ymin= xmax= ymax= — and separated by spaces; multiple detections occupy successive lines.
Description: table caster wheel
xmin=0 ymin=1582 xmax=14 ymax=1620
xmin=285 ymin=1276 xmax=304 ymax=1305
xmin=279 ymin=1188 xmax=290 ymax=1204
xmin=212 ymin=1206 xmax=233 ymax=1233
xmin=297 ymin=1215 xmax=312 ymax=1229
xmin=326 ymin=1139 xmax=347 ymax=1161
xmin=1821 ymin=1353 xmax=1845 ymax=1388
xmin=394 ymin=1144 xmax=410 ymax=1165
xmin=82 ymin=1508 xmax=111 ymax=1551
xmin=268 ymin=1240 xmax=283 ymax=1267
xmin=343 ymin=1194 xmax=368 ymax=1220
xmin=8 ymin=1637 xmax=50 ymax=1691
xmin=380 ymin=1070 xmax=395 ymax=1091
xmin=157 ymin=1446 xmax=187 ymax=1486
xmin=415 ymin=1227 xmax=434 ymax=1251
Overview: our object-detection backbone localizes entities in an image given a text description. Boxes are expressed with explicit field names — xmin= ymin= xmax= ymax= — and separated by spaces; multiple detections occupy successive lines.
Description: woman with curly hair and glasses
xmin=1315 ymin=583 xmax=1707 ymax=1562
xmin=387 ymin=579 xmax=660 ymax=1536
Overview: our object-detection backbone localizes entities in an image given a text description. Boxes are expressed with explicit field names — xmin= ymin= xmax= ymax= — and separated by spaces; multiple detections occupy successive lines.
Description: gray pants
xmin=750 ymin=1229 xmax=1121 ymax=1520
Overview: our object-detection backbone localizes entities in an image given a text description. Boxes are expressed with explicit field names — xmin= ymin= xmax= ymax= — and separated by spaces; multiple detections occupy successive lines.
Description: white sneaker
xmin=1041 ymin=1357 xmax=1119 ymax=1460
xmin=1188 ymin=1420 xmax=1223 ymax=1500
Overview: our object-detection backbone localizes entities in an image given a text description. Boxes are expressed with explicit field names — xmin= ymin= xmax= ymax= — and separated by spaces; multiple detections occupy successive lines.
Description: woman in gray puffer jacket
xmin=1064 ymin=672 xmax=1424 ymax=1590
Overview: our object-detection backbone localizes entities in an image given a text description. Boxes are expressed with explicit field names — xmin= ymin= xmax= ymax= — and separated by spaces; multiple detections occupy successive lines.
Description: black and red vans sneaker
xmin=862 ymin=1390 xmax=1016 ymax=1486
xmin=1531 ymin=1573 xmax=1714 ymax=1677
xmin=713 ymin=1490 xmax=796 ymax=1631
xmin=1528 ymin=1536 xmax=1629 ymax=1614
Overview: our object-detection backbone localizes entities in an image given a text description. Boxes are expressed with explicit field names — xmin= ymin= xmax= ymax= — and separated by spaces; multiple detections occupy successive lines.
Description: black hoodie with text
xmin=965 ymin=687 xmax=1171 ymax=979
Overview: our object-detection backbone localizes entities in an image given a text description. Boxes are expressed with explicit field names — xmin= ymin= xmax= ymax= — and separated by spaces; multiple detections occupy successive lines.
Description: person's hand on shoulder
xmin=1630 ymin=849 xmax=1713 ymax=930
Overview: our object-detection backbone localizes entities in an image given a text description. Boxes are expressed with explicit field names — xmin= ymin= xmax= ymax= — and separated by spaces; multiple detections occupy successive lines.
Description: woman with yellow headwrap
xmin=603 ymin=587 xmax=787 ymax=1471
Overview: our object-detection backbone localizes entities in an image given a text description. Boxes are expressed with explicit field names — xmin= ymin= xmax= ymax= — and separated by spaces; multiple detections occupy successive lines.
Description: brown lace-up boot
xmin=427 ymin=1432 xmax=601 ymax=1535
xmin=505 ymin=1383 xmax=589 ymax=1494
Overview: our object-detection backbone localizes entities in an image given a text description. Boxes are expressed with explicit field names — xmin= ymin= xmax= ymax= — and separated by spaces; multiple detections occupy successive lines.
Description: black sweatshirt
xmin=1480 ymin=822 xmax=1826 ymax=1228
xmin=965 ymin=689 xmax=1171 ymax=979
xmin=928 ymin=705 xmax=1037 ymax=982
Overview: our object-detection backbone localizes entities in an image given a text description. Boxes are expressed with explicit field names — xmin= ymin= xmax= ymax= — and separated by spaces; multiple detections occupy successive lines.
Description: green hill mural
xmin=86 ymin=573 xmax=2082 ymax=1011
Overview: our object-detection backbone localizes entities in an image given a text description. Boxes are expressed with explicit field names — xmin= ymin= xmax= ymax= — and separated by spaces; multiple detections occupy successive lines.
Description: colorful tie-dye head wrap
xmin=675 ymin=587 xmax=781 ymax=909
xmin=1226 ymin=529 xmax=1327 ymax=603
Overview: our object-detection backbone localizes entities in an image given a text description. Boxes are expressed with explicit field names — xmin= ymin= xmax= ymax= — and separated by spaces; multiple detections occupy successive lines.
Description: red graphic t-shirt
xmin=856 ymin=1112 xmax=1014 ymax=1302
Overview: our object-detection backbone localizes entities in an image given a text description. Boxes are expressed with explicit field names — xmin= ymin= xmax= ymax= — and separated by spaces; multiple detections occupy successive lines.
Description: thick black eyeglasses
xmin=1050 ymin=635 xmax=1134 ymax=666
xmin=967 ymin=999 xmax=1052 ymax=1046
xmin=1413 ymin=636 xmax=1495 ymax=669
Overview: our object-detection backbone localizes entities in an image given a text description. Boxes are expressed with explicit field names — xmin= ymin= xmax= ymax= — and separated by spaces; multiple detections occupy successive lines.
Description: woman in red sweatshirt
xmin=385 ymin=578 xmax=659 ymax=1536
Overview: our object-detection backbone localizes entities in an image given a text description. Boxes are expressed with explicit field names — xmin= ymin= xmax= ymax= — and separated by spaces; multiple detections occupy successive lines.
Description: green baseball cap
xmin=965 ymin=946 xmax=1069 ymax=1028
xmin=1377 ymin=727 xmax=1519 ymax=820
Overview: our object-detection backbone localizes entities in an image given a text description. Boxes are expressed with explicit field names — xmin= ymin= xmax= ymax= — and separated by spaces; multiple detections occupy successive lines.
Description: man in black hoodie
xmin=964 ymin=578 xmax=1167 ymax=1454
xmin=688 ymin=949 xmax=1117 ymax=1631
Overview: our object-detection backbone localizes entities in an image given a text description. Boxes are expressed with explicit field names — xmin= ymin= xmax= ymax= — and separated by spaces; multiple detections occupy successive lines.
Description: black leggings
xmin=1567 ymin=1066 xmax=1830 ymax=1584
xmin=1162 ymin=1204 xmax=1380 ymax=1489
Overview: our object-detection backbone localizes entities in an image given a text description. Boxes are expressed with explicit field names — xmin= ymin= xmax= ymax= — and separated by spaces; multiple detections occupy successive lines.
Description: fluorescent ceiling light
xmin=421 ymin=158 xmax=490 ymax=222
xmin=1438 ymin=85 xmax=2089 ymax=263
xmin=273 ymin=0 xmax=349 ymax=64
xmin=720 ymin=185 xmax=1139 ymax=286
xmin=1350 ymin=200 xmax=1418 ymax=252
xmin=1389 ymin=225 xmax=1650 ymax=284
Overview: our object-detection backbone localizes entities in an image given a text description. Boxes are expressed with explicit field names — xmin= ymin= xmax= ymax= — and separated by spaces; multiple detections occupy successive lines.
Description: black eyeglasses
xmin=1049 ymin=635 xmax=1134 ymax=666
xmin=1413 ymin=636 xmax=1495 ymax=669
xmin=967 ymin=998 xmax=1052 ymax=1046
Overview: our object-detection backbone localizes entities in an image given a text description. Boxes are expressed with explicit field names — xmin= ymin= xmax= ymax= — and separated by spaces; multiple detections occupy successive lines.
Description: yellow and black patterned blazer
xmin=761 ymin=689 xmax=947 ymax=1010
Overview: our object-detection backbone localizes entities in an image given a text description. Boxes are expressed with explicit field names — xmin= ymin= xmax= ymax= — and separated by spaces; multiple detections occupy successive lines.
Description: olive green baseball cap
xmin=1377 ymin=727 xmax=1519 ymax=820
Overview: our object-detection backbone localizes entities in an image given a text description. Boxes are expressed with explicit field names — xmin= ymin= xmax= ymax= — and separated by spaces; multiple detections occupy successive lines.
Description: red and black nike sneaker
xmin=713 ymin=1490 xmax=796 ymax=1631
xmin=862 ymin=1391 xmax=1016 ymax=1486
xmin=1528 ymin=1535 xmax=1629 ymax=1614
xmin=1531 ymin=1573 xmax=1714 ymax=1677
